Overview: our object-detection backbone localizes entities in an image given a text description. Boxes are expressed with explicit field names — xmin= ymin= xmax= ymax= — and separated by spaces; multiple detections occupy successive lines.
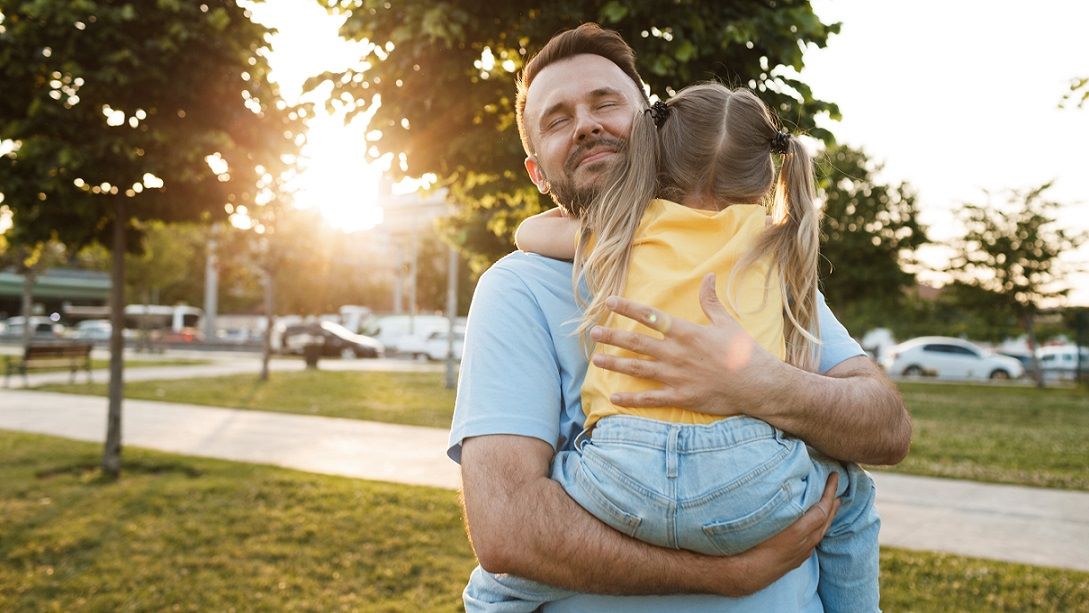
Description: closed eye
xmin=546 ymin=117 xmax=569 ymax=130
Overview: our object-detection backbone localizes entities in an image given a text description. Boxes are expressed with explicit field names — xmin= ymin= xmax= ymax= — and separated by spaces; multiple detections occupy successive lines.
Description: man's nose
xmin=573 ymin=109 xmax=603 ymax=141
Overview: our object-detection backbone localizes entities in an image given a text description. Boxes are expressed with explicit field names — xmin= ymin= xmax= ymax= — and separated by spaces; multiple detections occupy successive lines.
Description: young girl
xmin=464 ymin=83 xmax=880 ymax=612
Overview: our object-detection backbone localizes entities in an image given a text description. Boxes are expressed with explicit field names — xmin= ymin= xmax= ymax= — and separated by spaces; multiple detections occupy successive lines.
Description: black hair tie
xmin=770 ymin=130 xmax=791 ymax=154
xmin=647 ymin=100 xmax=670 ymax=128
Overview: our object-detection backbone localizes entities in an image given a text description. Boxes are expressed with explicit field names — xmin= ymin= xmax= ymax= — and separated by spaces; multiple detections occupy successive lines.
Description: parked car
xmin=0 ymin=316 xmax=66 ymax=339
xmin=69 ymin=319 xmax=113 ymax=341
xmin=283 ymin=321 xmax=384 ymax=358
xmin=880 ymin=336 xmax=1024 ymax=381
xmin=1038 ymin=345 xmax=1089 ymax=382
xmin=397 ymin=328 xmax=465 ymax=361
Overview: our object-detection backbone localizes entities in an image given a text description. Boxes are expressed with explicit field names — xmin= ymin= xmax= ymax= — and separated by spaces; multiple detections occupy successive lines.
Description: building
xmin=0 ymin=268 xmax=111 ymax=320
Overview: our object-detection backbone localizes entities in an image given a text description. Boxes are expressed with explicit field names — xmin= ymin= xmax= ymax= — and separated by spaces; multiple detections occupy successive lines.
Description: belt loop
xmin=573 ymin=426 xmax=593 ymax=452
xmin=666 ymin=426 xmax=679 ymax=479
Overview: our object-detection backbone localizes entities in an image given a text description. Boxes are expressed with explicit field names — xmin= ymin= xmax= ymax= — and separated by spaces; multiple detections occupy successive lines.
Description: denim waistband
xmin=588 ymin=414 xmax=781 ymax=452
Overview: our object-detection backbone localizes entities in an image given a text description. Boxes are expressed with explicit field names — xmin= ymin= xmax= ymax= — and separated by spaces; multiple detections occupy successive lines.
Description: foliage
xmin=0 ymin=0 xmax=306 ymax=475
xmin=317 ymin=0 xmax=843 ymax=269
xmin=0 ymin=0 xmax=303 ymax=248
xmin=948 ymin=183 xmax=1085 ymax=315
xmin=413 ymin=224 xmax=474 ymax=316
xmin=4 ymin=431 xmax=1089 ymax=611
xmin=946 ymin=183 xmax=1086 ymax=358
xmin=815 ymin=144 xmax=929 ymax=335
xmin=1061 ymin=76 xmax=1088 ymax=109
xmin=918 ymin=282 xmax=1022 ymax=343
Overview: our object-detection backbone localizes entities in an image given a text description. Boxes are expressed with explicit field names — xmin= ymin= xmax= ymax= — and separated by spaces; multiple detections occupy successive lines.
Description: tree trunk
xmin=1022 ymin=313 xmax=1045 ymax=389
xmin=260 ymin=266 xmax=273 ymax=382
xmin=20 ymin=265 xmax=36 ymax=351
xmin=103 ymin=202 xmax=126 ymax=479
xmin=445 ymin=243 xmax=458 ymax=389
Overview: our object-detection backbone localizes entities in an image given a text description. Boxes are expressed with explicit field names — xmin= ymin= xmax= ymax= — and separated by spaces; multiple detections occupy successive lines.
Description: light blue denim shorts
xmin=551 ymin=414 xmax=845 ymax=555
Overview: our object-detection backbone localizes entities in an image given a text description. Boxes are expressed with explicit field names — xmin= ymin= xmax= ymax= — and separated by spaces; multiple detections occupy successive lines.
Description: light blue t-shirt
xmin=448 ymin=251 xmax=865 ymax=611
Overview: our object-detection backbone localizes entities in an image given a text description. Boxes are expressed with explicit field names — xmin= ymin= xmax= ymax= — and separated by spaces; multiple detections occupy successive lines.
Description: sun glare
xmin=292 ymin=112 xmax=384 ymax=232
xmin=251 ymin=0 xmax=386 ymax=233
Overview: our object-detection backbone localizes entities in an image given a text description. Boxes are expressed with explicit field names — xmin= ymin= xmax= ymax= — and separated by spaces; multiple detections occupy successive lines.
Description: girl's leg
xmin=806 ymin=456 xmax=881 ymax=612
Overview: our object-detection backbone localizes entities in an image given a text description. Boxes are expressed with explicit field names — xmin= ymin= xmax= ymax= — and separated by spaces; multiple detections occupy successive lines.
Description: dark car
xmin=283 ymin=321 xmax=384 ymax=358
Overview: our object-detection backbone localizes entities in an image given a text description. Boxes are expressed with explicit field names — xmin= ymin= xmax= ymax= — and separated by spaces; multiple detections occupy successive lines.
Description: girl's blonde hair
xmin=573 ymin=83 xmax=822 ymax=371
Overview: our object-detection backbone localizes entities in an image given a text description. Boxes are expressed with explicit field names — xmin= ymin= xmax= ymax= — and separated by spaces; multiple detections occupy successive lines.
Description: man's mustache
xmin=563 ymin=137 xmax=626 ymax=174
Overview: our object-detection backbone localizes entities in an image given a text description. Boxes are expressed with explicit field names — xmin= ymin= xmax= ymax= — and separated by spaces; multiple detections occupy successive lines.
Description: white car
xmin=397 ymin=328 xmax=465 ymax=361
xmin=70 ymin=319 xmax=113 ymax=341
xmin=1 ymin=316 xmax=66 ymax=339
xmin=880 ymin=336 xmax=1024 ymax=381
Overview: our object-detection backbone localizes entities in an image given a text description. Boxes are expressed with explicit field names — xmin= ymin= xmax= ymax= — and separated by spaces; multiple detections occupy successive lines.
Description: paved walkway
xmin=1 ymin=353 xmax=441 ymax=389
xmin=1 ymin=388 xmax=1087 ymax=573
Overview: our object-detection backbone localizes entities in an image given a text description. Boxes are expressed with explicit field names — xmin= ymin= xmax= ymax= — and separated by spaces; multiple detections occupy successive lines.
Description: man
xmin=448 ymin=23 xmax=910 ymax=611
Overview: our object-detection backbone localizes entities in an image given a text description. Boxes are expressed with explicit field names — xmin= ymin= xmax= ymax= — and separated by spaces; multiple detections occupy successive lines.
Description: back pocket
xmin=701 ymin=483 xmax=804 ymax=555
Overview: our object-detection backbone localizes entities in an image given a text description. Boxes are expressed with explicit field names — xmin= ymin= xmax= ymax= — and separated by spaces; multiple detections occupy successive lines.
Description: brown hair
xmin=515 ymin=23 xmax=647 ymax=155
xmin=576 ymin=83 xmax=822 ymax=370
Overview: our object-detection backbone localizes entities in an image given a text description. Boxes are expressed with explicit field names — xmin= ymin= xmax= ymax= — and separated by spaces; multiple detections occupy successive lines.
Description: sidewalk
xmin=2 ymin=354 xmax=441 ymax=389
xmin=1 ymin=388 xmax=1087 ymax=573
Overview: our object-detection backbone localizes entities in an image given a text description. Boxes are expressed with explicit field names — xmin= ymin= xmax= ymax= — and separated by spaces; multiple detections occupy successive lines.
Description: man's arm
xmin=461 ymin=434 xmax=840 ymax=597
xmin=589 ymin=273 xmax=911 ymax=465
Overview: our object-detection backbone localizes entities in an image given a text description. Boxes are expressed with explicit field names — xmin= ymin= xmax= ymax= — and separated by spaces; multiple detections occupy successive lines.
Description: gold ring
xmin=647 ymin=311 xmax=671 ymax=335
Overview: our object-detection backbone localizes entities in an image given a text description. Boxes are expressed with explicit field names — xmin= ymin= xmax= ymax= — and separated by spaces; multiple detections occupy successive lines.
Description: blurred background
xmin=1 ymin=0 xmax=1087 ymax=382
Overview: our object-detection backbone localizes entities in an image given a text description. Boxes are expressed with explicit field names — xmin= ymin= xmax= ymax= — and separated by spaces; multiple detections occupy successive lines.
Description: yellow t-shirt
xmin=581 ymin=198 xmax=786 ymax=429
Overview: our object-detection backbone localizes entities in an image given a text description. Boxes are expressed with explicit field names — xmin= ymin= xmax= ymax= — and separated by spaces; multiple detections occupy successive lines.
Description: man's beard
xmin=544 ymin=136 xmax=626 ymax=218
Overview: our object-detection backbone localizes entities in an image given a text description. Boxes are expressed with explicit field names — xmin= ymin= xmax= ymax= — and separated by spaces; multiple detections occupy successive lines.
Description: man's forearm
xmin=754 ymin=356 xmax=911 ymax=465
xmin=460 ymin=435 xmax=826 ymax=598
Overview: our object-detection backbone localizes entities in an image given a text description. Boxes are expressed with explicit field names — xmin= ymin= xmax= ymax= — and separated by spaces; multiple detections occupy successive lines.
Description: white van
xmin=372 ymin=314 xmax=464 ymax=354
xmin=1038 ymin=345 xmax=1088 ymax=382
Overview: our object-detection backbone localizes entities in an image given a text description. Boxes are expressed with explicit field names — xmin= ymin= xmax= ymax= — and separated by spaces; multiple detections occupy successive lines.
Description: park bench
xmin=4 ymin=342 xmax=93 ymax=388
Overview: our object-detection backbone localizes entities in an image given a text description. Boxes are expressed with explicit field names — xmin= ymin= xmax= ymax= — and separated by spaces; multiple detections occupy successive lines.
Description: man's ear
xmin=525 ymin=156 xmax=549 ymax=194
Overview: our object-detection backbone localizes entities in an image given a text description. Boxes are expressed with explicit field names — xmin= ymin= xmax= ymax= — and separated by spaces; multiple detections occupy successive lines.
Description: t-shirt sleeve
xmin=815 ymin=290 xmax=866 ymax=374
xmin=447 ymin=263 xmax=564 ymax=464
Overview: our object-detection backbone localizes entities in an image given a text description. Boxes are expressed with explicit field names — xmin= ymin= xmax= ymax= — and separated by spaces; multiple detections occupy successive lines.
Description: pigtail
xmin=768 ymin=136 xmax=821 ymax=371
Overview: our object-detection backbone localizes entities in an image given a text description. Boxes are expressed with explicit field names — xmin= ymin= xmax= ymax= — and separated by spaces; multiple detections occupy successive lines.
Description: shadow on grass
xmin=36 ymin=461 xmax=204 ymax=481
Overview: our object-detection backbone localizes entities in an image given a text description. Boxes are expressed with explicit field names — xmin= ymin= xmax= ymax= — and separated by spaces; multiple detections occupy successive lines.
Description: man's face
xmin=523 ymin=54 xmax=643 ymax=216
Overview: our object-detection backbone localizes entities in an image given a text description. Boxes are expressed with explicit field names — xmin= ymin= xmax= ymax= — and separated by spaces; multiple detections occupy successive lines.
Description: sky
xmin=254 ymin=0 xmax=1089 ymax=304
xmin=802 ymin=0 xmax=1089 ymax=303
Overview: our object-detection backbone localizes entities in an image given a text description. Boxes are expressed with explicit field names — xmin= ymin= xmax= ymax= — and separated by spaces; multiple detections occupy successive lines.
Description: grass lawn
xmin=36 ymin=372 xmax=1089 ymax=489
xmin=40 ymin=369 xmax=457 ymax=429
xmin=2 ymin=432 xmax=1087 ymax=612
xmin=887 ymin=382 xmax=1089 ymax=491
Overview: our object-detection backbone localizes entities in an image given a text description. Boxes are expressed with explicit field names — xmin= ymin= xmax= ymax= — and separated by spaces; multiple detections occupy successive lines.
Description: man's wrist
xmin=735 ymin=356 xmax=793 ymax=420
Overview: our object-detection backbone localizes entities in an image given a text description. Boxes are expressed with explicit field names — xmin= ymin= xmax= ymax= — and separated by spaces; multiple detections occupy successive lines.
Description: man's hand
xmin=590 ymin=272 xmax=782 ymax=416
xmin=591 ymin=272 xmax=911 ymax=464
xmin=717 ymin=473 xmax=841 ymax=596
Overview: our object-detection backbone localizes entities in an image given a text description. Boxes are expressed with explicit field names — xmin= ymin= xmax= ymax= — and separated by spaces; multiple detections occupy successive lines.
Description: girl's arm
xmin=515 ymin=208 xmax=579 ymax=260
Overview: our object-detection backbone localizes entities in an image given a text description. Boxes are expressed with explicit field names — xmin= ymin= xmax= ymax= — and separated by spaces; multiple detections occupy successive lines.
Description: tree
xmin=816 ymin=144 xmax=929 ymax=336
xmin=316 ymin=0 xmax=842 ymax=271
xmin=413 ymin=223 xmax=473 ymax=316
xmin=1061 ymin=76 xmax=1088 ymax=109
xmin=0 ymin=0 xmax=302 ymax=477
xmin=946 ymin=182 xmax=1087 ymax=386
